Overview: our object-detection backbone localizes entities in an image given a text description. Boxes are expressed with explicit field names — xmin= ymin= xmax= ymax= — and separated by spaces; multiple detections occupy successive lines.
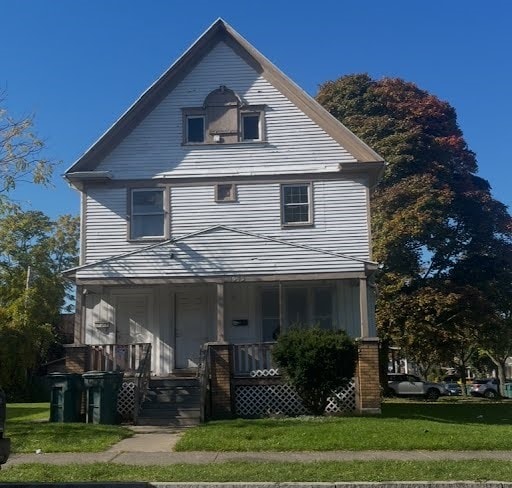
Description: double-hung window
xmin=130 ymin=188 xmax=165 ymax=240
xmin=281 ymin=183 xmax=312 ymax=226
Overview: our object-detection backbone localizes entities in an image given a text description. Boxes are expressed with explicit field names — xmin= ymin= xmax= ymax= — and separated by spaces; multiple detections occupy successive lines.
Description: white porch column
xmin=216 ymin=282 xmax=225 ymax=342
xmin=359 ymin=277 xmax=369 ymax=337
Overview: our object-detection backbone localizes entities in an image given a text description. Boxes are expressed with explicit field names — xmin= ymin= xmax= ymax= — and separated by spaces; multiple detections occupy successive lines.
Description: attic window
xmin=186 ymin=116 xmax=205 ymax=143
xmin=241 ymin=112 xmax=261 ymax=141
xmin=182 ymin=86 xmax=265 ymax=144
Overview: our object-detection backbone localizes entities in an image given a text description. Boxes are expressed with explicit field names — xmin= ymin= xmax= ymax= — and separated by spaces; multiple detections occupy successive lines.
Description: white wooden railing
xmin=89 ymin=343 xmax=150 ymax=373
xmin=233 ymin=342 xmax=277 ymax=376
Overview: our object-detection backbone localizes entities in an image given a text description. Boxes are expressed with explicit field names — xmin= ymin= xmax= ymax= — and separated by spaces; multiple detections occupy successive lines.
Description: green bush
xmin=272 ymin=328 xmax=357 ymax=415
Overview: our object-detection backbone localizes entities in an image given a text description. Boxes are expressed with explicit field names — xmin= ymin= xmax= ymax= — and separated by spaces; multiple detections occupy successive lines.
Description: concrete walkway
xmin=7 ymin=448 xmax=512 ymax=466
xmin=5 ymin=425 xmax=512 ymax=466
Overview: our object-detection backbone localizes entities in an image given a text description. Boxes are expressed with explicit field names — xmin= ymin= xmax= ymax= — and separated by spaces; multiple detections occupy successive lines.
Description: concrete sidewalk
xmin=5 ymin=426 xmax=512 ymax=466
xmin=6 ymin=449 xmax=512 ymax=466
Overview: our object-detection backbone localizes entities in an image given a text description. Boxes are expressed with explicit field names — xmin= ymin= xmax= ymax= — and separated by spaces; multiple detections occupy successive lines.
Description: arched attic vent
xmin=203 ymin=86 xmax=243 ymax=143
xmin=203 ymin=85 xmax=243 ymax=108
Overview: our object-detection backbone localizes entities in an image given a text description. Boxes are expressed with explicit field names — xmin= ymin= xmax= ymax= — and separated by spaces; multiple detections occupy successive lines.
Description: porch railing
xmin=89 ymin=343 xmax=150 ymax=373
xmin=133 ymin=343 xmax=152 ymax=423
xmin=198 ymin=344 xmax=211 ymax=423
xmin=233 ymin=342 xmax=277 ymax=376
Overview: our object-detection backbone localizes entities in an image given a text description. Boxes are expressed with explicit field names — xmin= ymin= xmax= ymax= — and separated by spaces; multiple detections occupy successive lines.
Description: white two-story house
xmin=64 ymin=19 xmax=384 ymax=415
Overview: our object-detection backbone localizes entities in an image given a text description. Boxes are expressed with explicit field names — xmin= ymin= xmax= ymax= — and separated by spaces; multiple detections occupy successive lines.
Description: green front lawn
xmin=176 ymin=400 xmax=512 ymax=451
xmin=6 ymin=403 xmax=133 ymax=453
xmin=2 ymin=460 xmax=512 ymax=482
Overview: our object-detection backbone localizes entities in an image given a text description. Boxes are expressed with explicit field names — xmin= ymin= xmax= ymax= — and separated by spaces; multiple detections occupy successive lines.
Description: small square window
xmin=186 ymin=116 xmax=205 ymax=143
xmin=241 ymin=113 xmax=260 ymax=141
xmin=282 ymin=184 xmax=312 ymax=225
xmin=215 ymin=184 xmax=237 ymax=202
xmin=130 ymin=189 xmax=165 ymax=239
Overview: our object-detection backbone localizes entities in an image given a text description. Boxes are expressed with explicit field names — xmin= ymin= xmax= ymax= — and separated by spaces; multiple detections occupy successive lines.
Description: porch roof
xmin=66 ymin=225 xmax=377 ymax=283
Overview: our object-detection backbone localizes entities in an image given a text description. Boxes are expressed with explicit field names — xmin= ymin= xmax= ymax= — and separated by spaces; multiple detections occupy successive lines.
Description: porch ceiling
xmin=67 ymin=225 xmax=377 ymax=283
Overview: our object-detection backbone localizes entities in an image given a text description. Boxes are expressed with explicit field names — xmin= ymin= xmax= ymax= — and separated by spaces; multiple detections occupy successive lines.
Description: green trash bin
xmin=504 ymin=383 xmax=512 ymax=399
xmin=47 ymin=373 xmax=84 ymax=422
xmin=82 ymin=371 xmax=123 ymax=424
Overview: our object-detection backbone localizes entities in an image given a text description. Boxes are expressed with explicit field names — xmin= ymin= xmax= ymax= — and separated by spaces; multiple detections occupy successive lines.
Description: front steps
xmin=137 ymin=376 xmax=201 ymax=427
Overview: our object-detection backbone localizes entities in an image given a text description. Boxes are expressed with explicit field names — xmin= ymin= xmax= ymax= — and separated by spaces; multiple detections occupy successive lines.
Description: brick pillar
xmin=64 ymin=344 xmax=90 ymax=374
xmin=209 ymin=344 xmax=234 ymax=419
xmin=355 ymin=338 xmax=381 ymax=414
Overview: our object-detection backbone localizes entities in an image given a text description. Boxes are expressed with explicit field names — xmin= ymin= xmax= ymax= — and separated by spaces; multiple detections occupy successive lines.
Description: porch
xmin=63 ymin=337 xmax=379 ymax=423
xmin=75 ymin=276 xmax=376 ymax=376
xmin=66 ymin=227 xmax=382 ymax=420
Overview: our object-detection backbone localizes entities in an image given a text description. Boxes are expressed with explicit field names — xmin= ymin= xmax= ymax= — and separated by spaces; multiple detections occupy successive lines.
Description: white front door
xmin=175 ymin=290 xmax=208 ymax=369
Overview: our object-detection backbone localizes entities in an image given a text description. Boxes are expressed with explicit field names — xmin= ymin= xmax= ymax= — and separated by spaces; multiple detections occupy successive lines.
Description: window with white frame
xmin=130 ymin=188 xmax=165 ymax=239
xmin=260 ymin=285 xmax=334 ymax=340
xmin=285 ymin=286 xmax=334 ymax=329
xmin=281 ymin=183 xmax=312 ymax=225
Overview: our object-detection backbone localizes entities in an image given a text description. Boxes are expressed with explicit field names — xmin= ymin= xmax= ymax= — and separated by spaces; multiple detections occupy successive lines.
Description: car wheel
xmin=426 ymin=388 xmax=440 ymax=401
xmin=484 ymin=389 xmax=498 ymax=399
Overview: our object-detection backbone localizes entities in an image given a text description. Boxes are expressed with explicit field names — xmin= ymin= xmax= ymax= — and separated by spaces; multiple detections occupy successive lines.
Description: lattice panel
xmin=117 ymin=381 xmax=136 ymax=421
xmin=236 ymin=384 xmax=307 ymax=416
xmin=235 ymin=380 xmax=356 ymax=417
xmin=325 ymin=381 xmax=356 ymax=413
xmin=249 ymin=368 xmax=280 ymax=377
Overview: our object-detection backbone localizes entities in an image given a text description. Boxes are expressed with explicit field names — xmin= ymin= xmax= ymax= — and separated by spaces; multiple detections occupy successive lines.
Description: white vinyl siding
xmin=84 ymin=178 xmax=369 ymax=263
xmin=77 ymin=225 xmax=366 ymax=280
xmin=170 ymin=179 xmax=369 ymax=259
xmin=95 ymin=41 xmax=356 ymax=179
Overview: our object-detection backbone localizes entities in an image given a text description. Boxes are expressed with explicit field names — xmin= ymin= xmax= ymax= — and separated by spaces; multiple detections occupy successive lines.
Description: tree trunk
xmin=486 ymin=352 xmax=507 ymax=396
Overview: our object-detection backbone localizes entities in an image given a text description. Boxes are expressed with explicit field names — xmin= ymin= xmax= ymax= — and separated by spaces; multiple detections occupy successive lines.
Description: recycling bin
xmin=82 ymin=371 xmax=123 ymax=424
xmin=47 ymin=373 xmax=84 ymax=422
xmin=504 ymin=383 xmax=512 ymax=399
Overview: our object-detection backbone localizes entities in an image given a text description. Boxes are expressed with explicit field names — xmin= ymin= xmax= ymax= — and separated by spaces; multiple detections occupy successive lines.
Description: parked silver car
xmin=387 ymin=373 xmax=446 ymax=400
xmin=470 ymin=378 xmax=500 ymax=398
xmin=443 ymin=382 xmax=462 ymax=396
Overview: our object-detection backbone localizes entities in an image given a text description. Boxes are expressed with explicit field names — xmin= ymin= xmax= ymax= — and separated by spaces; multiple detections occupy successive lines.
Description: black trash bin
xmin=47 ymin=373 xmax=84 ymax=423
xmin=82 ymin=371 xmax=123 ymax=424
xmin=0 ymin=387 xmax=11 ymax=467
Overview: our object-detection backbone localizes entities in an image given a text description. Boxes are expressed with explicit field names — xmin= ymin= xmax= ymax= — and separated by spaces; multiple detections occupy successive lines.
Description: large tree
xmin=317 ymin=75 xmax=512 ymax=381
xmin=0 ymin=97 xmax=54 ymax=206
xmin=0 ymin=209 xmax=79 ymax=395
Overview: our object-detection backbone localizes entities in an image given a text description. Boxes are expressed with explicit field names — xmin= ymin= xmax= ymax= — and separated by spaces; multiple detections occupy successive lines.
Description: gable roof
xmin=65 ymin=18 xmax=383 ymax=176
xmin=66 ymin=225 xmax=376 ymax=281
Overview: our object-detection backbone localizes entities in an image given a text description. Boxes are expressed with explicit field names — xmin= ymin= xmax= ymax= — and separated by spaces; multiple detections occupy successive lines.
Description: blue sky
xmin=2 ymin=0 xmax=511 ymax=218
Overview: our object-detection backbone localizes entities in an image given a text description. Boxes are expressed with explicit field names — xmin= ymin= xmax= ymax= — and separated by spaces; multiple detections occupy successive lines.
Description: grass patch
xmin=1 ymin=461 xmax=512 ymax=482
xmin=6 ymin=403 xmax=133 ymax=453
xmin=7 ymin=403 xmax=49 ymax=422
xmin=176 ymin=400 xmax=512 ymax=451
